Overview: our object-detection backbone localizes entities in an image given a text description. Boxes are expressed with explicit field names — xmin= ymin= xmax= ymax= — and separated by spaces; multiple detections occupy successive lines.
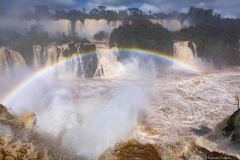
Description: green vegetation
xmin=110 ymin=7 xmax=240 ymax=66
xmin=223 ymin=108 xmax=240 ymax=143
xmin=1 ymin=6 xmax=240 ymax=66
xmin=110 ymin=19 xmax=173 ymax=54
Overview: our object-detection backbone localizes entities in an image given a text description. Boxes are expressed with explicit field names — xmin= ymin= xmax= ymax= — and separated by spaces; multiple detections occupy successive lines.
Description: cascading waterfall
xmin=0 ymin=48 xmax=10 ymax=73
xmin=44 ymin=41 xmax=120 ymax=78
xmin=40 ymin=19 xmax=72 ymax=36
xmin=150 ymin=19 xmax=190 ymax=32
xmin=31 ymin=41 xmax=137 ymax=79
xmin=68 ymin=54 xmax=79 ymax=77
xmin=57 ymin=52 xmax=67 ymax=76
xmin=73 ymin=43 xmax=85 ymax=77
xmin=56 ymin=43 xmax=71 ymax=77
xmin=75 ymin=20 xmax=84 ymax=35
xmin=75 ymin=19 xmax=123 ymax=41
xmin=0 ymin=47 xmax=26 ymax=74
xmin=8 ymin=50 xmax=26 ymax=68
xmin=78 ymin=55 xmax=85 ymax=77
xmin=46 ymin=44 xmax=58 ymax=66
xmin=2 ymin=40 xmax=202 ymax=80
xmin=33 ymin=45 xmax=47 ymax=68
xmin=32 ymin=42 xmax=98 ymax=78
xmin=34 ymin=44 xmax=58 ymax=68
xmin=94 ymin=42 xmax=119 ymax=77
xmin=173 ymin=41 xmax=198 ymax=66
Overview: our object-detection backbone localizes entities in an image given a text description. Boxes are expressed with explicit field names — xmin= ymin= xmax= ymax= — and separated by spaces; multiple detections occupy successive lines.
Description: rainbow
xmin=121 ymin=48 xmax=200 ymax=72
xmin=1 ymin=48 xmax=201 ymax=105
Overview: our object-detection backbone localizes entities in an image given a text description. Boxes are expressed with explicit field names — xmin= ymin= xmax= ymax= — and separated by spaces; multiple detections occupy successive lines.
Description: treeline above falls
xmin=0 ymin=7 xmax=240 ymax=67
xmin=110 ymin=19 xmax=240 ymax=66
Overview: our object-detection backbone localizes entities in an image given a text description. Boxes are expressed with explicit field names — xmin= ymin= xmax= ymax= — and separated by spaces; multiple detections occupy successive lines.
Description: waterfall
xmin=192 ymin=42 xmax=198 ymax=59
xmin=95 ymin=42 xmax=119 ymax=77
xmin=150 ymin=19 xmax=190 ymax=32
xmin=73 ymin=43 xmax=84 ymax=77
xmin=33 ymin=43 xmax=73 ymax=77
xmin=10 ymin=50 xmax=26 ymax=67
xmin=33 ymin=45 xmax=45 ymax=68
xmin=35 ymin=19 xmax=122 ymax=38
xmin=34 ymin=44 xmax=58 ymax=67
xmin=75 ymin=19 xmax=123 ymax=41
xmin=75 ymin=20 xmax=84 ymax=35
xmin=39 ymin=19 xmax=72 ymax=36
xmin=65 ymin=54 xmax=77 ymax=77
xmin=0 ymin=48 xmax=10 ymax=73
xmin=0 ymin=42 xmax=119 ymax=79
xmin=32 ymin=41 xmax=122 ymax=78
xmin=46 ymin=44 xmax=58 ymax=66
xmin=78 ymin=55 xmax=85 ymax=78
xmin=57 ymin=52 xmax=67 ymax=76
xmin=173 ymin=41 xmax=197 ymax=66
xmin=0 ymin=47 xmax=26 ymax=76
xmin=109 ymin=20 xmax=123 ymax=29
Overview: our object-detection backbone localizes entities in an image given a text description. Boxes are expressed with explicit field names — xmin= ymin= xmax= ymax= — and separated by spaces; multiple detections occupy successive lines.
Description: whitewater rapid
xmin=3 ymin=67 xmax=240 ymax=158
xmin=63 ymin=68 xmax=240 ymax=158
xmin=1 ymin=45 xmax=240 ymax=158
xmin=132 ymin=67 xmax=240 ymax=158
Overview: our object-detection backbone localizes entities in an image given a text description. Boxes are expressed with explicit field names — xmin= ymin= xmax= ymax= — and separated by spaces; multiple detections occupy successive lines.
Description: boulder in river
xmin=223 ymin=109 xmax=240 ymax=143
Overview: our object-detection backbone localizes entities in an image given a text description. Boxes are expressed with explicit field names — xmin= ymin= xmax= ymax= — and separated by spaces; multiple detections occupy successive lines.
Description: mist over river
xmin=1 ymin=2 xmax=240 ymax=159
xmin=1 ymin=51 xmax=240 ymax=159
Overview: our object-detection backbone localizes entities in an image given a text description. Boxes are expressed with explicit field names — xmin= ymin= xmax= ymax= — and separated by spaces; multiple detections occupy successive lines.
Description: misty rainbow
xmin=1 ymin=48 xmax=201 ymax=105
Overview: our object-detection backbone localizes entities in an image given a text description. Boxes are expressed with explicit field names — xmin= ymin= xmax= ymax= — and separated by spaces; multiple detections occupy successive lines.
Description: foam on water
xmin=1 ymin=45 xmax=240 ymax=158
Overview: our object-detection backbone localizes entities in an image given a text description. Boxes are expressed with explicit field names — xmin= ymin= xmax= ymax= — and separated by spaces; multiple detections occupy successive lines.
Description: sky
xmin=0 ymin=0 xmax=239 ymax=18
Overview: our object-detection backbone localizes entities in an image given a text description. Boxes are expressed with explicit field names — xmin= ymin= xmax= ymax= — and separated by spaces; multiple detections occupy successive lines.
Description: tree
xmin=118 ymin=10 xmax=128 ymax=19
xmin=98 ymin=6 xmax=106 ymax=12
xmin=128 ymin=8 xmax=143 ymax=17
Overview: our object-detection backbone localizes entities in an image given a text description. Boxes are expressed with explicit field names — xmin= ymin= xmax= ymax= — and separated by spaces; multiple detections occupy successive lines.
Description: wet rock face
xmin=0 ymin=104 xmax=43 ymax=159
xmin=99 ymin=139 xmax=161 ymax=160
xmin=0 ymin=104 xmax=75 ymax=160
xmin=113 ymin=140 xmax=161 ymax=160
xmin=1 ymin=103 xmax=239 ymax=160
xmin=196 ymin=146 xmax=239 ymax=160
xmin=100 ymin=138 xmax=240 ymax=160
xmin=223 ymin=109 xmax=240 ymax=143
xmin=0 ymin=104 xmax=24 ymax=130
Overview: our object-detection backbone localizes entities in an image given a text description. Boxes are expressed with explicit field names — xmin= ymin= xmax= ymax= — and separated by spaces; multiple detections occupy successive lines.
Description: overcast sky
xmin=0 ymin=0 xmax=239 ymax=18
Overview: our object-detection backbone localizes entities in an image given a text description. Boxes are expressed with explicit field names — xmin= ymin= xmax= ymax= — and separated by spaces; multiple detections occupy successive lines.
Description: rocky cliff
xmin=0 ymin=104 xmax=76 ymax=160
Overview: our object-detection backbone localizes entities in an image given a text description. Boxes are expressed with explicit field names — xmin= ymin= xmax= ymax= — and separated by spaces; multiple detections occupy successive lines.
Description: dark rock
xmin=104 ymin=139 xmax=161 ymax=160
xmin=94 ymin=31 xmax=109 ymax=41
xmin=196 ymin=145 xmax=239 ymax=160
xmin=191 ymin=125 xmax=212 ymax=136
xmin=0 ymin=104 xmax=76 ymax=160
xmin=223 ymin=109 xmax=240 ymax=142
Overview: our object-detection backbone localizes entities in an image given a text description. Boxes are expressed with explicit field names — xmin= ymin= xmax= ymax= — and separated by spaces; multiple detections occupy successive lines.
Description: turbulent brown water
xmin=67 ymin=67 xmax=240 ymax=159
xmin=1 ymin=44 xmax=240 ymax=159
xmin=132 ymin=67 xmax=240 ymax=156
xmin=4 ymin=67 xmax=240 ymax=159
